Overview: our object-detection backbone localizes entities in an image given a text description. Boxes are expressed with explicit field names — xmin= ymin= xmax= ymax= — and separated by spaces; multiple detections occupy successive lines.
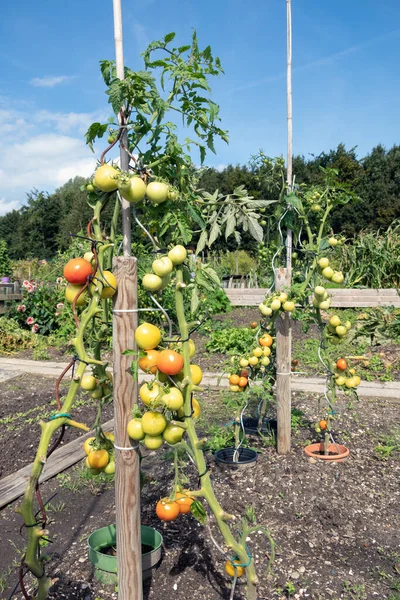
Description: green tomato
xmin=141 ymin=411 xmax=167 ymax=436
xmin=143 ymin=434 xmax=163 ymax=450
xmin=162 ymin=423 xmax=184 ymax=445
xmin=322 ymin=267 xmax=334 ymax=280
xmin=127 ymin=418 xmax=145 ymax=441
xmin=152 ymin=256 xmax=173 ymax=277
xmin=119 ymin=176 xmax=147 ymax=203
xmin=146 ymin=181 xmax=169 ymax=204
xmin=168 ymin=245 xmax=187 ymax=265
xmin=161 ymin=388 xmax=184 ymax=410
xmin=318 ymin=257 xmax=330 ymax=269
xmin=142 ymin=273 xmax=163 ymax=291
xmin=328 ymin=237 xmax=338 ymax=247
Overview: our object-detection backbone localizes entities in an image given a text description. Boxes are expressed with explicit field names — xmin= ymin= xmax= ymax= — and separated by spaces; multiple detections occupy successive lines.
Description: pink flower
xmin=17 ymin=304 xmax=26 ymax=313
xmin=55 ymin=312 xmax=60 ymax=317
xmin=56 ymin=302 xmax=64 ymax=310
xmin=56 ymin=277 xmax=64 ymax=285
xmin=26 ymin=317 xmax=35 ymax=325
xmin=24 ymin=283 xmax=34 ymax=293
xmin=22 ymin=280 xmax=30 ymax=288
xmin=31 ymin=324 xmax=39 ymax=333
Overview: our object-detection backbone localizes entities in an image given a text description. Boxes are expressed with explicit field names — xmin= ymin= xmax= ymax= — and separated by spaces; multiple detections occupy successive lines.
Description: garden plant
xmin=17 ymin=32 xmax=274 ymax=600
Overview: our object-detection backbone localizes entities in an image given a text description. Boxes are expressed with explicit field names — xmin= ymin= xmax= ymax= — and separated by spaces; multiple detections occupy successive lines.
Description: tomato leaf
xmin=190 ymin=500 xmax=207 ymax=525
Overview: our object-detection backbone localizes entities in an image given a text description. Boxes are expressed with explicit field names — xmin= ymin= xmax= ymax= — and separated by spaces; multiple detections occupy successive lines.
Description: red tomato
xmin=336 ymin=358 xmax=347 ymax=371
xmin=64 ymin=258 xmax=93 ymax=284
xmin=229 ymin=374 xmax=240 ymax=385
xmin=157 ymin=349 xmax=184 ymax=376
xmin=319 ymin=419 xmax=327 ymax=430
xmin=155 ymin=498 xmax=180 ymax=521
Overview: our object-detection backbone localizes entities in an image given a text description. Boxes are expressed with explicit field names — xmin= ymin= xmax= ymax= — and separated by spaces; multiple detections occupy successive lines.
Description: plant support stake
xmin=112 ymin=0 xmax=143 ymax=598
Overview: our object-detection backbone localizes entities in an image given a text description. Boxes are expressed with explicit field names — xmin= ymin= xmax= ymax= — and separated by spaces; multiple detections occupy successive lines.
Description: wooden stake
xmin=112 ymin=1 xmax=142 ymax=598
xmin=275 ymin=267 xmax=291 ymax=454
xmin=113 ymin=257 xmax=142 ymax=599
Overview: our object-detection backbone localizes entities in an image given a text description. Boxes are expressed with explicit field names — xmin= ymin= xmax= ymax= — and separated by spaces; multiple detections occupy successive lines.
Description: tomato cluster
xmin=333 ymin=358 xmax=361 ymax=390
xmin=142 ymin=245 xmax=187 ymax=292
xmin=92 ymin=163 xmax=177 ymax=206
xmin=155 ymin=491 xmax=194 ymax=521
xmin=326 ymin=311 xmax=352 ymax=344
xmin=63 ymin=254 xmax=117 ymax=307
xmin=259 ymin=291 xmax=295 ymax=318
xmin=83 ymin=431 xmax=115 ymax=475
xmin=227 ymin=332 xmax=274 ymax=392
xmin=317 ymin=257 xmax=344 ymax=284
xmin=127 ymin=321 xmax=202 ymax=450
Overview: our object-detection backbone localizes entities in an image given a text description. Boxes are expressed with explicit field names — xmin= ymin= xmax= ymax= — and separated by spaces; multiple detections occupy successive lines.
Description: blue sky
xmin=0 ymin=0 xmax=399 ymax=215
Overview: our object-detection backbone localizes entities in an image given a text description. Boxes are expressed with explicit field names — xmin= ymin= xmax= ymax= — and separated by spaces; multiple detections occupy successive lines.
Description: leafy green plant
xmin=0 ymin=317 xmax=41 ymax=354
xmin=206 ymin=327 xmax=255 ymax=355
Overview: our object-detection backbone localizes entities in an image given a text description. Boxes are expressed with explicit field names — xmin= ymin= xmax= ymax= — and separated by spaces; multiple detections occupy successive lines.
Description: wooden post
xmin=112 ymin=1 xmax=143 ymax=598
xmin=113 ymin=257 xmax=143 ymax=599
xmin=275 ymin=267 xmax=291 ymax=454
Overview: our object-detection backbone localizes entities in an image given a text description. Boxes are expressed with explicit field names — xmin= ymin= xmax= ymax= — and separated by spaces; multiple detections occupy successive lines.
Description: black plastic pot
xmin=243 ymin=417 xmax=277 ymax=436
xmin=215 ymin=447 xmax=257 ymax=468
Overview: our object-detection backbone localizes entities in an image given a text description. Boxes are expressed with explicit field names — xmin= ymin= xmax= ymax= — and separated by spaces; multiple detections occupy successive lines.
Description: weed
xmin=57 ymin=463 xmax=114 ymax=494
xmin=244 ymin=506 xmax=257 ymax=523
xmin=342 ymin=581 xmax=367 ymax=599
xmin=374 ymin=431 xmax=400 ymax=460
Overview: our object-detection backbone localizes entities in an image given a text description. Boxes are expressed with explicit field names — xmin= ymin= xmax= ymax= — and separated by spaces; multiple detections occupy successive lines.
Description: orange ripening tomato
xmin=63 ymin=258 xmax=93 ymax=285
xmin=229 ymin=374 xmax=240 ymax=385
xmin=336 ymin=358 xmax=347 ymax=371
xmin=259 ymin=334 xmax=273 ymax=347
xmin=175 ymin=490 xmax=194 ymax=514
xmin=157 ymin=349 xmax=184 ymax=376
xmin=155 ymin=498 xmax=180 ymax=521
xmin=238 ymin=376 xmax=248 ymax=388
xmin=138 ymin=349 xmax=160 ymax=374
xmin=319 ymin=419 xmax=327 ymax=430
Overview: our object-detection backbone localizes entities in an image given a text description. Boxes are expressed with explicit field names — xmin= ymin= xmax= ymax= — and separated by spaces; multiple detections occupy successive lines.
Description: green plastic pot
xmin=88 ymin=524 xmax=163 ymax=584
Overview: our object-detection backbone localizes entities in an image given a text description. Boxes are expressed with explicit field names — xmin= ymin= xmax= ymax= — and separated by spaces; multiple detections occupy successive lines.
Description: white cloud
xmin=0 ymin=133 xmax=97 ymax=213
xmin=30 ymin=75 xmax=72 ymax=88
xmin=0 ymin=197 xmax=20 ymax=217
xmin=34 ymin=109 xmax=107 ymax=134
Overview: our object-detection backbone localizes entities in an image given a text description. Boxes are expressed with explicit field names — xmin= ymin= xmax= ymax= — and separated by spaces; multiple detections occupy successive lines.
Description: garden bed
xmin=1 ymin=373 xmax=400 ymax=600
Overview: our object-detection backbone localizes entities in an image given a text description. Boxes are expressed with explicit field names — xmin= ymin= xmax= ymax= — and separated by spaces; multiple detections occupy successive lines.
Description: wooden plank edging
xmin=0 ymin=419 xmax=114 ymax=508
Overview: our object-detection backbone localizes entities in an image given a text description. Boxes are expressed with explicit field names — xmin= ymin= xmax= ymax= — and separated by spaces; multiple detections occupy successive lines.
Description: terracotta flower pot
xmin=304 ymin=442 xmax=349 ymax=462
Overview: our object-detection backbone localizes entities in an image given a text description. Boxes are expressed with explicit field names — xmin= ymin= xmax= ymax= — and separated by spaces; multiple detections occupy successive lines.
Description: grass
xmin=56 ymin=462 xmax=114 ymax=494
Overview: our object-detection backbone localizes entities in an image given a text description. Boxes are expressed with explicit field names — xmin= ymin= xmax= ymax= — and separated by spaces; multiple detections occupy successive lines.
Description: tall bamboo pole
xmin=112 ymin=1 xmax=143 ymax=598
xmin=276 ymin=0 xmax=293 ymax=454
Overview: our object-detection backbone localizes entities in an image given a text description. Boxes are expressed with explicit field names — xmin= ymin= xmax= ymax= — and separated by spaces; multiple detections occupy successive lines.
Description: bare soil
xmin=1 ymin=369 xmax=400 ymax=600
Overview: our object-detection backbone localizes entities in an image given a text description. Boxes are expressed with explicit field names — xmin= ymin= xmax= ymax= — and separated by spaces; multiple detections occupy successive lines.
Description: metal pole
xmin=112 ymin=1 xmax=143 ymax=598
xmin=286 ymin=0 xmax=293 ymax=274
xmin=113 ymin=0 xmax=132 ymax=257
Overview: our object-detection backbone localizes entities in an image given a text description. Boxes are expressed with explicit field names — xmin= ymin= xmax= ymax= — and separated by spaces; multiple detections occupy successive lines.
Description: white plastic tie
xmin=112 ymin=308 xmax=162 ymax=313
xmin=114 ymin=443 xmax=139 ymax=451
